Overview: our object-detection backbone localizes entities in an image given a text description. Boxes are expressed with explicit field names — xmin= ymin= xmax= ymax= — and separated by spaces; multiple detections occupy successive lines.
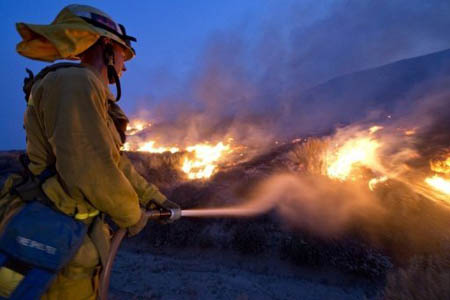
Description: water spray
xmin=181 ymin=207 xmax=263 ymax=218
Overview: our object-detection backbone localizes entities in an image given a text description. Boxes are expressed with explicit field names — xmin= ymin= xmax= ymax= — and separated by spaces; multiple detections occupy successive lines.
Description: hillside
xmin=286 ymin=48 xmax=450 ymax=135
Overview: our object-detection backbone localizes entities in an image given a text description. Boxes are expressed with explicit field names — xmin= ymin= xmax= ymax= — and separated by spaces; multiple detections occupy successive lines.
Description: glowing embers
xmin=123 ymin=138 xmax=233 ymax=180
xmin=369 ymin=125 xmax=383 ymax=134
xmin=404 ymin=129 xmax=416 ymax=136
xmin=425 ymin=175 xmax=450 ymax=196
xmin=324 ymin=126 xmax=387 ymax=192
xmin=121 ymin=141 xmax=179 ymax=153
xmin=368 ymin=176 xmax=388 ymax=191
xmin=430 ymin=155 xmax=450 ymax=174
xmin=126 ymin=120 xmax=151 ymax=136
xmin=425 ymin=153 xmax=450 ymax=196
xmin=326 ymin=137 xmax=381 ymax=181
xmin=182 ymin=142 xmax=232 ymax=179
xmin=137 ymin=141 xmax=180 ymax=154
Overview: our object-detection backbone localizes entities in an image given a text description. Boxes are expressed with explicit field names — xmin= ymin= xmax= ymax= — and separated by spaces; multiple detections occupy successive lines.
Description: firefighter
xmin=0 ymin=4 xmax=180 ymax=299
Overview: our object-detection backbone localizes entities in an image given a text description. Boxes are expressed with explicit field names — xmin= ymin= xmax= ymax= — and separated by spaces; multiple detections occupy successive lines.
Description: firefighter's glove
xmin=127 ymin=209 xmax=148 ymax=237
xmin=160 ymin=199 xmax=181 ymax=222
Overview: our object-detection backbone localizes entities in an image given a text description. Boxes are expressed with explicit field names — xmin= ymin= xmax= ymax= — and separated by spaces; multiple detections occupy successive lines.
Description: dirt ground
xmin=110 ymin=241 xmax=383 ymax=300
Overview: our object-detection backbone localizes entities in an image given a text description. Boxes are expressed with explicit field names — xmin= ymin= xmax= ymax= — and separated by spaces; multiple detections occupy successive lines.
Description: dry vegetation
xmin=384 ymin=252 xmax=450 ymax=300
xmin=1 ymin=141 xmax=449 ymax=298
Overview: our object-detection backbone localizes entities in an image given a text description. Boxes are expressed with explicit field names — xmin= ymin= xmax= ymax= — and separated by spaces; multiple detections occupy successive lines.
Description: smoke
xmin=286 ymin=0 xmax=450 ymax=88
xmin=131 ymin=1 xmax=450 ymax=255
xmin=182 ymin=172 xmax=384 ymax=237
xmin=179 ymin=92 xmax=450 ymax=256
xmin=129 ymin=0 xmax=450 ymax=150
xmin=251 ymin=173 xmax=385 ymax=237
xmin=252 ymin=172 xmax=450 ymax=259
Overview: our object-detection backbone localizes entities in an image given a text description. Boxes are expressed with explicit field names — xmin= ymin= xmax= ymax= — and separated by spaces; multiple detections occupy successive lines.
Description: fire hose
xmin=99 ymin=209 xmax=174 ymax=300
xmin=98 ymin=206 xmax=261 ymax=299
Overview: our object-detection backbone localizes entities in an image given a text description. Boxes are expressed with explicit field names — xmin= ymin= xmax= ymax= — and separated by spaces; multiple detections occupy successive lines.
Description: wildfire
xmin=325 ymin=126 xmax=449 ymax=201
xmin=404 ymin=129 xmax=416 ymax=136
xmin=425 ymin=175 xmax=450 ymax=195
xmin=137 ymin=141 xmax=179 ymax=154
xmin=324 ymin=126 xmax=391 ymax=191
xmin=369 ymin=125 xmax=383 ymax=134
xmin=368 ymin=176 xmax=388 ymax=191
xmin=430 ymin=155 xmax=450 ymax=174
xmin=182 ymin=142 xmax=232 ymax=179
xmin=326 ymin=137 xmax=381 ymax=181
xmin=126 ymin=120 xmax=151 ymax=135
xmin=122 ymin=133 xmax=233 ymax=179
xmin=425 ymin=154 xmax=450 ymax=197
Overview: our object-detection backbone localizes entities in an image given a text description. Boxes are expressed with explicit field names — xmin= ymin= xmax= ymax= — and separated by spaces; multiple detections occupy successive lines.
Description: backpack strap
xmin=22 ymin=63 xmax=85 ymax=103
xmin=108 ymin=100 xmax=129 ymax=143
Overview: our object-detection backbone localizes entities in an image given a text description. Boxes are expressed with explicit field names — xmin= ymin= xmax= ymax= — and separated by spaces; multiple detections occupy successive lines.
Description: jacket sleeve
xmin=118 ymin=154 xmax=167 ymax=207
xmin=42 ymin=69 xmax=141 ymax=228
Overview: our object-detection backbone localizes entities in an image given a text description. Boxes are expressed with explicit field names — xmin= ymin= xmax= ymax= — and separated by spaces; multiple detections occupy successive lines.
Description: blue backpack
xmin=0 ymin=201 xmax=87 ymax=299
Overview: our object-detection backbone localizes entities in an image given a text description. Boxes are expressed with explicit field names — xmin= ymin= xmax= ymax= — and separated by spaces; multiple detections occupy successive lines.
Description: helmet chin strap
xmin=107 ymin=65 xmax=121 ymax=102
xmin=103 ymin=43 xmax=121 ymax=102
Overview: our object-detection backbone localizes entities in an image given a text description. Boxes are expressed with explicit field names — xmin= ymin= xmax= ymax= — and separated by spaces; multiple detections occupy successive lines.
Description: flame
xmin=182 ymin=142 xmax=231 ymax=179
xmin=136 ymin=141 xmax=180 ymax=154
xmin=126 ymin=120 xmax=151 ymax=135
xmin=122 ymin=142 xmax=131 ymax=151
xmin=369 ymin=126 xmax=383 ymax=134
xmin=326 ymin=137 xmax=381 ymax=181
xmin=368 ymin=176 xmax=388 ymax=191
xmin=424 ymin=154 xmax=450 ymax=200
xmin=404 ymin=129 xmax=416 ymax=136
xmin=324 ymin=126 xmax=450 ymax=203
xmin=122 ymin=134 xmax=233 ymax=179
xmin=430 ymin=155 xmax=450 ymax=174
xmin=425 ymin=175 xmax=450 ymax=195
xmin=121 ymin=141 xmax=179 ymax=154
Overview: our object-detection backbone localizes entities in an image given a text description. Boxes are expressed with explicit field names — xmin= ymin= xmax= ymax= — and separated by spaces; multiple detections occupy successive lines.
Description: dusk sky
xmin=1 ymin=1 xmax=449 ymax=150
xmin=0 ymin=0 xmax=288 ymax=149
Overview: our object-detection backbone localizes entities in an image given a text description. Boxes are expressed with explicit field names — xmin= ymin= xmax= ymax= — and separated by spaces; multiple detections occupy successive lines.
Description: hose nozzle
xmin=145 ymin=209 xmax=172 ymax=220
xmin=169 ymin=208 xmax=182 ymax=221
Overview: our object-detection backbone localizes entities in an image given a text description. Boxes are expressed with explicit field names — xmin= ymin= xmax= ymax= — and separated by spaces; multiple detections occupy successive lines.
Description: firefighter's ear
xmin=101 ymin=38 xmax=115 ymax=66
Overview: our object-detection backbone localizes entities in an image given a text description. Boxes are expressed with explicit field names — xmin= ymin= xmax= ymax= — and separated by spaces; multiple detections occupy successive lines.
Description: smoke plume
xmin=132 ymin=0 xmax=450 ymax=150
xmin=131 ymin=0 xmax=450 ymax=258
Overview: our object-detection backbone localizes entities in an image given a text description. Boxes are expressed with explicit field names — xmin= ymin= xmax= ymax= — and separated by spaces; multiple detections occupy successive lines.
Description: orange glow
xmin=368 ymin=176 xmax=388 ymax=191
xmin=369 ymin=126 xmax=383 ymax=134
xmin=122 ymin=130 xmax=233 ymax=179
xmin=404 ymin=129 xmax=416 ymax=136
xmin=430 ymin=155 xmax=450 ymax=174
xmin=137 ymin=141 xmax=180 ymax=154
xmin=326 ymin=137 xmax=381 ymax=181
xmin=126 ymin=120 xmax=151 ymax=135
xmin=425 ymin=175 xmax=450 ymax=196
xmin=182 ymin=142 xmax=232 ymax=179
xmin=326 ymin=125 xmax=383 ymax=183
xmin=121 ymin=142 xmax=131 ymax=151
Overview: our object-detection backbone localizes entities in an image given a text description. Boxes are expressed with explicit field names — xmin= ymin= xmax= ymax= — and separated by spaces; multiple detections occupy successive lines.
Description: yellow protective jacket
xmin=15 ymin=64 xmax=168 ymax=299
xmin=25 ymin=64 xmax=166 ymax=227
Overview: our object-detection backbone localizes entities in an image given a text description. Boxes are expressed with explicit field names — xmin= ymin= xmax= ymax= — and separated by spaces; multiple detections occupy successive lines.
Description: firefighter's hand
xmin=127 ymin=209 xmax=148 ymax=237
xmin=160 ymin=199 xmax=181 ymax=222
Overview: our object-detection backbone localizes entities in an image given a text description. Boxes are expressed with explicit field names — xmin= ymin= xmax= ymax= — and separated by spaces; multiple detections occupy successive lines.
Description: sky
xmin=0 ymin=0 xmax=286 ymax=149
xmin=1 ymin=0 xmax=450 ymax=150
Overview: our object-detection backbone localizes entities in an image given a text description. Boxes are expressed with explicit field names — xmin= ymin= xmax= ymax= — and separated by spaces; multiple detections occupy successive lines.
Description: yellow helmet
xmin=16 ymin=4 xmax=136 ymax=62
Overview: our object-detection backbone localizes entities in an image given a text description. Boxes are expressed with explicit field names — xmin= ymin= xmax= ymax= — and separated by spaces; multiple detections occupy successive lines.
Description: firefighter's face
xmin=112 ymin=42 xmax=127 ymax=77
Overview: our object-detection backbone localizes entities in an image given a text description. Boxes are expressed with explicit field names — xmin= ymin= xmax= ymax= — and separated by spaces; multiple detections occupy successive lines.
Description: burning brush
xmin=123 ymin=115 xmax=450 ymax=205
xmin=98 ymin=116 xmax=450 ymax=299
xmin=322 ymin=125 xmax=450 ymax=204
xmin=122 ymin=122 xmax=238 ymax=180
xmin=425 ymin=153 xmax=450 ymax=196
